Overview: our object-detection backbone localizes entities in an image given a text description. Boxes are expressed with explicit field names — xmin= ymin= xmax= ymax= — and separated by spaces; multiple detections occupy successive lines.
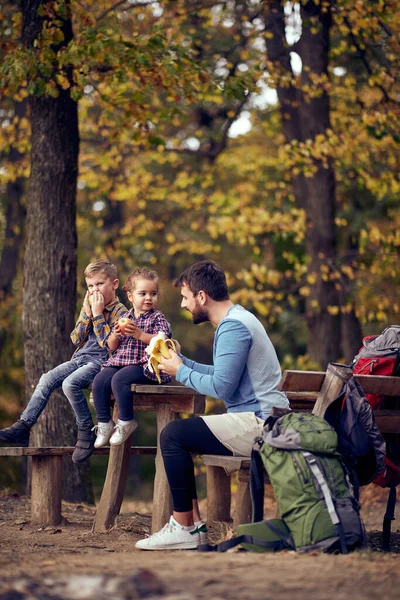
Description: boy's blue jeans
xmin=20 ymin=356 xmax=101 ymax=429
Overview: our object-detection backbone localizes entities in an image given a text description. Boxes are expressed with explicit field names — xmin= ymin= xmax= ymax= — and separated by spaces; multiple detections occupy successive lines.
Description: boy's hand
xmin=83 ymin=291 xmax=92 ymax=317
xmin=159 ymin=350 xmax=183 ymax=377
xmin=91 ymin=291 xmax=105 ymax=317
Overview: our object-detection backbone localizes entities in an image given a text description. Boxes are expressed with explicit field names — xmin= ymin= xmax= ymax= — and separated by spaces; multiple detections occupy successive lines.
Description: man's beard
xmin=191 ymin=299 xmax=209 ymax=325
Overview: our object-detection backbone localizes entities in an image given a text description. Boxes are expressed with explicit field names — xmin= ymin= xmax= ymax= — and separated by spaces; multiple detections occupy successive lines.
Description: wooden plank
xmin=151 ymin=404 xmax=176 ymax=533
xmin=31 ymin=455 xmax=62 ymax=526
xmin=202 ymin=455 xmax=250 ymax=472
xmin=280 ymin=369 xmax=400 ymax=397
xmin=233 ymin=464 xmax=252 ymax=529
xmin=313 ymin=364 xmax=353 ymax=417
xmin=279 ymin=370 xmax=326 ymax=392
xmin=92 ymin=427 xmax=133 ymax=532
xmin=374 ymin=413 xmax=400 ymax=434
xmin=286 ymin=392 xmax=318 ymax=402
xmin=0 ymin=446 xmax=157 ymax=457
xmin=206 ymin=465 xmax=231 ymax=522
xmin=354 ymin=375 xmax=400 ymax=396
xmin=131 ymin=384 xmax=200 ymax=395
xmin=134 ymin=394 xmax=206 ymax=414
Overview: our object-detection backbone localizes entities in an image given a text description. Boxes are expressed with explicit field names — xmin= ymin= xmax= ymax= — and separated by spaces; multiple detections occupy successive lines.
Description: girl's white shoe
xmin=93 ymin=420 xmax=115 ymax=448
xmin=109 ymin=418 xmax=138 ymax=445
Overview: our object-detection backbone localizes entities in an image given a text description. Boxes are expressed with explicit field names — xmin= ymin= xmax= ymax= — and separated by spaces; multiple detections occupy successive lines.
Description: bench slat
xmin=131 ymin=384 xmax=201 ymax=395
xmin=280 ymin=370 xmax=400 ymax=396
xmin=0 ymin=446 xmax=157 ymax=457
xmin=202 ymin=455 xmax=250 ymax=472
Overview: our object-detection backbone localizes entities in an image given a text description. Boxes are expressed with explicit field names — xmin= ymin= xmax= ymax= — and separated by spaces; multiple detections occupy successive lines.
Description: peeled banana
xmin=145 ymin=331 xmax=176 ymax=383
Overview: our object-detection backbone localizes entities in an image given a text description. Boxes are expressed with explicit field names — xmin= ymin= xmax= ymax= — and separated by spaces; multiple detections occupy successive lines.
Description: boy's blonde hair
xmin=123 ymin=267 xmax=159 ymax=293
xmin=84 ymin=259 xmax=118 ymax=280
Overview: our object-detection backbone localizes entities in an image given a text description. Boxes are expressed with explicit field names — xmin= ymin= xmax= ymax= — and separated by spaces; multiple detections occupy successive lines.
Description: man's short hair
xmin=174 ymin=260 xmax=229 ymax=301
xmin=84 ymin=259 xmax=118 ymax=280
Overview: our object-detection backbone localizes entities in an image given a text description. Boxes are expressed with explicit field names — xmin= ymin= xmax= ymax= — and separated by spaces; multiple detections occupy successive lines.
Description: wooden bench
xmin=0 ymin=445 xmax=156 ymax=526
xmin=0 ymin=384 xmax=205 ymax=532
xmin=204 ymin=363 xmax=400 ymax=529
xmin=203 ymin=454 xmax=253 ymax=528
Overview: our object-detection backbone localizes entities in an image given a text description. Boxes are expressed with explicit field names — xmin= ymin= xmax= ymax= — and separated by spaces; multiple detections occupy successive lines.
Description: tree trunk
xmin=297 ymin=1 xmax=341 ymax=367
xmin=21 ymin=0 xmax=92 ymax=503
xmin=0 ymin=100 xmax=27 ymax=360
xmin=264 ymin=1 xmax=364 ymax=367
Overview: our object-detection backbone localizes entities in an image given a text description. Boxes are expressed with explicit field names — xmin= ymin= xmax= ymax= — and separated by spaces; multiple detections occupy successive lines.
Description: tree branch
xmin=97 ymin=0 xmax=157 ymax=23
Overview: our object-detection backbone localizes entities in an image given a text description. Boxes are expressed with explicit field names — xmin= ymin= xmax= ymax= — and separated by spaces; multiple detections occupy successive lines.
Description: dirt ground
xmin=0 ymin=486 xmax=399 ymax=600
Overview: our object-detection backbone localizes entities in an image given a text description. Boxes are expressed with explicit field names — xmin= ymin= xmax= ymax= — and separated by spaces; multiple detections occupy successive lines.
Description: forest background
xmin=0 ymin=0 xmax=399 ymax=504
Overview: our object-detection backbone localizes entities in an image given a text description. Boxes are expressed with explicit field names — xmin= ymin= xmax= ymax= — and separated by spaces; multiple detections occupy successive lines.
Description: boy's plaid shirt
xmin=70 ymin=297 xmax=127 ymax=358
xmin=103 ymin=308 xmax=173 ymax=383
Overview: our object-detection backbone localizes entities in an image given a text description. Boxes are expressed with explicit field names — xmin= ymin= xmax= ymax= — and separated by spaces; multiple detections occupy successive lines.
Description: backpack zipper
xmin=292 ymin=453 xmax=309 ymax=484
xmin=357 ymin=359 xmax=379 ymax=373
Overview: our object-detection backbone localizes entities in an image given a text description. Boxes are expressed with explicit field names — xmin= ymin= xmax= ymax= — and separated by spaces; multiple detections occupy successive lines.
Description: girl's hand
xmin=113 ymin=322 xmax=122 ymax=337
xmin=124 ymin=322 xmax=144 ymax=340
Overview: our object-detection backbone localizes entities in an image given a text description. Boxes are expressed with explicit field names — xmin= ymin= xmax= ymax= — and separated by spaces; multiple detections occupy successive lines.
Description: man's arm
xmin=161 ymin=320 xmax=251 ymax=401
xmin=180 ymin=357 xmax=214 ymax=375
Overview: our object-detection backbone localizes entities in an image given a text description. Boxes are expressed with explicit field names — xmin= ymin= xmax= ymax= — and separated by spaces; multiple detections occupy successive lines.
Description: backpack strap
xmin=382 ymin=482 xmax=397 ymax=552
xmin=197 ymin=535 xmax=291 ymax=553
xmin=197 ymin=520 xmax=295 ymax=553
xmin=302 ymin=451 xmax=348 ymax=554
xmin=250 ymin=448 xmax=265 ymax=523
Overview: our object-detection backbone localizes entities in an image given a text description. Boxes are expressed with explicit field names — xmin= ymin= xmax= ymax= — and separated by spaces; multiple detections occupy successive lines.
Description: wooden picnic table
xmin=92 ymin=383 xmax=206 ymax=533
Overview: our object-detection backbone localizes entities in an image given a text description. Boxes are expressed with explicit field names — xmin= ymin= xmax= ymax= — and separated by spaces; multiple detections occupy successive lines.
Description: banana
xmin=145 ymin=332 xmax=176 ymax=383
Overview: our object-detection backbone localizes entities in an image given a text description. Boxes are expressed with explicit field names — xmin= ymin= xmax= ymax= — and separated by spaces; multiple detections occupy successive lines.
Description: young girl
xmin=92 ymin=267 xmax=173 ymax=447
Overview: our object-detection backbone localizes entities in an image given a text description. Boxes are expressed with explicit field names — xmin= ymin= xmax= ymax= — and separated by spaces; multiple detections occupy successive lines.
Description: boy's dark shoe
xmin=0 ymin=420 xmax=30 ymax=447
xmin=72 ymin=426 xmax=96 ymax=463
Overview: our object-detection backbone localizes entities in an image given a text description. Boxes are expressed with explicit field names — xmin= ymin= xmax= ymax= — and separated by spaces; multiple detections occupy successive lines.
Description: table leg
xmin=151 ymin=404 xmax=177 ymax=533
xmin=233 ymin=465 xmax=252 ymax=529
xmin=31 ymin=455 xmax=62 ymax=526
xmin=206 ymin=465 xmax=231 ymax=522
xmin=92 ymin=435 xmax=132 ymax=532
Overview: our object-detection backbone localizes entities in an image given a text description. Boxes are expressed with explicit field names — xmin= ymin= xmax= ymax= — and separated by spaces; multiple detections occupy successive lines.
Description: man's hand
xmin=171 ymin=339 xmax=181 ymax=354
xmin=159 ymin=350 xmax=183 ymax=377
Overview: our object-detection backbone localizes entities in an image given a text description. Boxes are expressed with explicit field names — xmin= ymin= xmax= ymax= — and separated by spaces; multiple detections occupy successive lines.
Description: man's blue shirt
xmin=176 ymin=305 xmax=288 ymax=419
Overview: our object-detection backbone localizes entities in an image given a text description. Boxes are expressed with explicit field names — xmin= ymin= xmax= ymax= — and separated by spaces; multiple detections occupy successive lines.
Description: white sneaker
xmin=93 ymin=420 xmax=115 ymax=448
xmin=109 ymin=418 xmax=138 ymax=445
xmin=135 ymin=516 xmax=200 ymax=551
xmin=194 ymin=521 xmax=208 ymax=544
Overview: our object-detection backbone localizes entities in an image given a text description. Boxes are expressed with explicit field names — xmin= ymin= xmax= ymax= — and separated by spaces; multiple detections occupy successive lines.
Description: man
xmin=135 ymin=260 xmax=288 ymax=551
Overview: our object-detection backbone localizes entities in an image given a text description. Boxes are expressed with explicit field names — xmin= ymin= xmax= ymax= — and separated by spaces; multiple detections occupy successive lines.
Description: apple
xmin=118 ymin=317 xmax=130 ymax=335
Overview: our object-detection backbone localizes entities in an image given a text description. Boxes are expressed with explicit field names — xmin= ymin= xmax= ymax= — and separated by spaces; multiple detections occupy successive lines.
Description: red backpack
xmin=350 ymin=326 xmax=400 ymax=549
xmin=351 ymin=325 xmax=400 ymax=409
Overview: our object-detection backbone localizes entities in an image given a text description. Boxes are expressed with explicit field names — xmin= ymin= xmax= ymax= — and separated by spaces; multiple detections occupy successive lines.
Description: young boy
xmin=0 ymin=259 xmax=127 ymax=463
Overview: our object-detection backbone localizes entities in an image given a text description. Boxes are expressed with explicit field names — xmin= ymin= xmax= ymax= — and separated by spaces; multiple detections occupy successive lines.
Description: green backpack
xmin=199 ymin=412 xmax=366 ymax=554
